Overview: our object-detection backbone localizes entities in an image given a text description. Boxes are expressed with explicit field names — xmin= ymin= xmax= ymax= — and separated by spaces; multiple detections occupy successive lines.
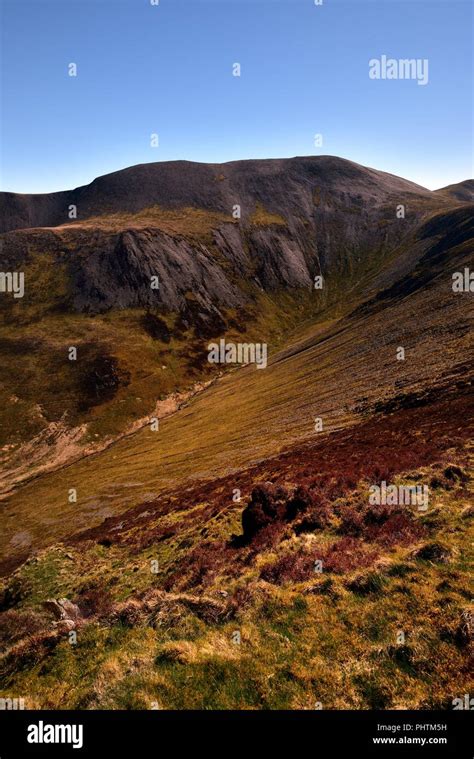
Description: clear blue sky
xmin=1 ymin=0 xmax=472 ymax=193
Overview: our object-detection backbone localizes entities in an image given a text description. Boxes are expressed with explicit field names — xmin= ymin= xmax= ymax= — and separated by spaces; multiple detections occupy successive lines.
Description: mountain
xmin=0 ymin=156 xmax=445 ymax=314
xmin=0 ymin=154 xmax=471 ymax=489
xmin=0 ymin=155 xmax=435 ymax=233
xmin=1 ymin=156 xmax=462 ymax=477
xmin=0 ymin=157 xmax=472 ymax=710
xmin=435 ymin=178 xmax=474 ymax=202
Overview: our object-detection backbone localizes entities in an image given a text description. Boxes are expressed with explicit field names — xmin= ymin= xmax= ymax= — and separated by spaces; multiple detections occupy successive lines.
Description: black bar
xmin=0 ymin=710 xmax=471 ymax=757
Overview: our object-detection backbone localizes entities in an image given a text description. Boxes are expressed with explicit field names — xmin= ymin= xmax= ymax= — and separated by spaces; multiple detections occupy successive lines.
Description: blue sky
xmin=1 ymin=0 xmax=472 ymax=193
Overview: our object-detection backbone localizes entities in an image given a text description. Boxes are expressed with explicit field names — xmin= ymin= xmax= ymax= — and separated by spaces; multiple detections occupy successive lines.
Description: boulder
xmin=42 ymin=598 xmax=81 ymax=622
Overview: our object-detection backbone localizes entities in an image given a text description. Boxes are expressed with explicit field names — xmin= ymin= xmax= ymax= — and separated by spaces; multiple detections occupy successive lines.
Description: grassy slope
xmin=0 ymin=191 xmax=412 ymax=550
xmin=0 ymin=393 xmax=471 ymax=709
xmin=0 ymin=196 xmax=451 ymax=453
xmin=0 ymin=227 xmax=470 ymax=567
xmin=0 ymin=200 xmax=472 ymax=710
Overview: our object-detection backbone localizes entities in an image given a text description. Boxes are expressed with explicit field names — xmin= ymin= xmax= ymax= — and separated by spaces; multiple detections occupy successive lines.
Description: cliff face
xmin=0 ymin=156 xmax=454 ymax=315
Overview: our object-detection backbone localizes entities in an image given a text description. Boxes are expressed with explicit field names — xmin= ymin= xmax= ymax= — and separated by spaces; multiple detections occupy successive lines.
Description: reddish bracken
xmin=260 ymin=537 xmax=380 ymax=584
xmin=0 ymin=609 xmax=47 ymax=651
xmin=364 ymin=513 xmax=426 ymax=547
xmin=260 ymin=552 xmax=315 ymax=584
xmin=51 ymin=392 xmax=473 ymax=596
xmin=75 ymin=581 xmax=114 ymax=619
xmin=321 ymin=537 xmax=380 ymax=573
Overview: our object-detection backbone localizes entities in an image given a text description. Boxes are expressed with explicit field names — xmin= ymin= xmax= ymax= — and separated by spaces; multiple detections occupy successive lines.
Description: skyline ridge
xmin=1 ymin=0 xmax=472 ymax=193
xmin=2 ymin=153 xmax=472 ymax=199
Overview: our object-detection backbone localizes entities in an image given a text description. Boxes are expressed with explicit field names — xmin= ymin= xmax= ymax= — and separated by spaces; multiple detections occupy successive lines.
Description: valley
xmin=0 ymin=156 xmax=472 ymax=710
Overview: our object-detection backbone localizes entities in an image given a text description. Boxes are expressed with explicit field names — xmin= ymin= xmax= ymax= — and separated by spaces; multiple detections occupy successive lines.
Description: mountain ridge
xmin=1 ymin=155 xmax=463 ymax=234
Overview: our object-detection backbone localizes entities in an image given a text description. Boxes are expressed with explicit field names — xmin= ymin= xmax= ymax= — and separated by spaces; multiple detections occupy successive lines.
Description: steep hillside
xmin=0 ymin=299 xmax=472 ymax=710
xmin=1 ymin=156 xmax=450 ymax=314
xmin=0 ymin=157 xmax=460 ymax=487
xmin=0 ymin=201 xmax=472 ymax=570
xmin=1 ymin=386 xmax=471 ymax=709
xmin=0 ymin=158 xmax=472 ymax=711
xmin=435 ymin=179 xmax=474 ymax=203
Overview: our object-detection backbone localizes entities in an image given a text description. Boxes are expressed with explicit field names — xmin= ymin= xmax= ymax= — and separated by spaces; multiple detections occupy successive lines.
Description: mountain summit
xmin=0 ymin=155 xmax=437 ymax=233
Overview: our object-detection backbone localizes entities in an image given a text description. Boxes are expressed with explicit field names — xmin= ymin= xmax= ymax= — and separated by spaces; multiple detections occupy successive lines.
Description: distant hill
xmin=435 ymin=178 xmax=474 ymax=203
